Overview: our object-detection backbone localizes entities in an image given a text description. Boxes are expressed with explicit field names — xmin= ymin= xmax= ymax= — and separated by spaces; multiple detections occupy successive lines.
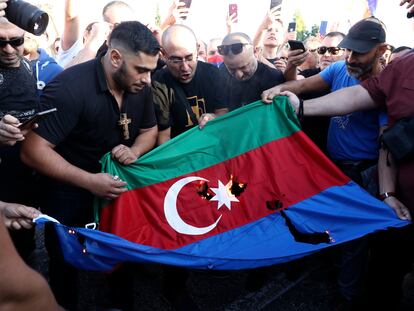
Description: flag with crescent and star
xmin=48 ymin=97 xmax=409 ymax=271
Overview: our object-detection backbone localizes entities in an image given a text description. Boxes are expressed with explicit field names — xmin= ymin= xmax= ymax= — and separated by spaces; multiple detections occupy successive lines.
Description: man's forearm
xmin=21 ymin=133 xmax=94 ymax=192
xmin=61 ymin=0 xmax=81 ymax=51
xmin=304 ymin=85 xmax=377 ymax=116
xmin=130 ymin=126 xmax=158 ymax=157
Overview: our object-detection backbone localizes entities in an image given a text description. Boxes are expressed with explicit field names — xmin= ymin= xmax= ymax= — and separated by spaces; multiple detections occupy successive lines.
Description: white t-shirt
xmin=56 ymin=38 xmax=84 ymax=68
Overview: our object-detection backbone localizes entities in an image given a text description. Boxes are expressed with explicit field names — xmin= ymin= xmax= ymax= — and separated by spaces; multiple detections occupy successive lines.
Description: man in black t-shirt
xmin=21 ymin=21 xmax=160 ymax=310
xmin=0 ymin=19 xmax=40 ymax=206
xmin=152 ymin=24 xmax=228 ymax=143
xmin=22 ymin=21 xmax=160 ymax=226
xmin=218 ymin=32 xmax=285 ymax=111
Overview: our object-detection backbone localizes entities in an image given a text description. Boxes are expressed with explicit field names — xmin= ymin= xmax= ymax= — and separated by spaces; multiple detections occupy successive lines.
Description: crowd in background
xmin=1 ymin=0 xmax=414 ymax=310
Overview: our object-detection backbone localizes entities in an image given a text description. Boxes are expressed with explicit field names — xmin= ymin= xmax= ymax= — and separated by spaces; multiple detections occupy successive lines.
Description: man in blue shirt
xmin=262 ymin=17 xmax=388 ymax=186
xmin=261 ymin=17 xmax=389 ymax=308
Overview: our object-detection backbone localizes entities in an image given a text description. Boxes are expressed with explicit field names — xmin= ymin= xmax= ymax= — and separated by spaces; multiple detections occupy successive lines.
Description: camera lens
xmin=5 ymin=0 xmax=49 ymax=36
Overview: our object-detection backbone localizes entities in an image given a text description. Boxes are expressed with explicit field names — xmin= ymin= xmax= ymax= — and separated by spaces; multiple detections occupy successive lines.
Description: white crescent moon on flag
xmin=164 ymin=176 xmax=222 ymax=235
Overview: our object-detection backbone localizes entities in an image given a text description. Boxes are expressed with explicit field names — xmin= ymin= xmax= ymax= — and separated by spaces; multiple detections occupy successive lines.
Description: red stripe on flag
xmin=100 ymin=131 xmax=349 ymax=250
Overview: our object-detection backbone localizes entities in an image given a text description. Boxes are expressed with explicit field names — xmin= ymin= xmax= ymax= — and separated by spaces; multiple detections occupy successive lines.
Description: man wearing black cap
xmin=262 ymin=17 xmax=388 ymax=186
xmin=261 ymin=17 xmax=389 ymax=308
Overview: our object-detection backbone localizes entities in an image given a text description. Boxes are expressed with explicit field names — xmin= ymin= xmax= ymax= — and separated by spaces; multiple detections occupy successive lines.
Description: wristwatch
xmin=379 ymin=192 xmax=396 ymax=201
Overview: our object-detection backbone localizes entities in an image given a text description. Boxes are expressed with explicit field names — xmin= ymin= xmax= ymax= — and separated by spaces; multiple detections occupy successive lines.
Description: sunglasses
xmin=217 ymin=43 xmax=250 ymax=56
xmin=317 ymin=46 xmax=343 ymax=55
xmin=0 ymin=37 xmax=25 ymax=48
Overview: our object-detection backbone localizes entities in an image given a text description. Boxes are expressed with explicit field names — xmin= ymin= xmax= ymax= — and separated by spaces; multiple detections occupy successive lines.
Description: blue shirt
xmin=319 ymin=61 xmax=387 ymax=161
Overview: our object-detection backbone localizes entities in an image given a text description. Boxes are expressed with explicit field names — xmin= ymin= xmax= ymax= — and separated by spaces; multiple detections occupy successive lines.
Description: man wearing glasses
xmin=217 ymin=32 xmax=285 ymax=111
xmin=153 ymin=24 xmax=228 ymax=144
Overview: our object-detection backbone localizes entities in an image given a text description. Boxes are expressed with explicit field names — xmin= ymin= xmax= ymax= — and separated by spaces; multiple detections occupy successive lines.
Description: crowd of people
xmin=0 ymin=0 xmax=414 ymax=310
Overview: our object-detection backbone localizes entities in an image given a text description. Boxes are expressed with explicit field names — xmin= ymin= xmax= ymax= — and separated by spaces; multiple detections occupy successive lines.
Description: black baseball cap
xmin=338 ymin=18 xmax=386 ymax=53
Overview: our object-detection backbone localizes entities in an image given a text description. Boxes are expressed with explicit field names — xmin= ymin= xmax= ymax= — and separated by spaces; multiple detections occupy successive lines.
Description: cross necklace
xmin=102 ymin=58 xmax=131 ymax=140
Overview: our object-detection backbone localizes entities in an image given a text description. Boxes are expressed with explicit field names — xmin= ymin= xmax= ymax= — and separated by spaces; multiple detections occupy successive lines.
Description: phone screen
xmin=288 ymin=22 xmax=296 ymax=32
xmin=181 ymin=0 xmax=192 ymax=8
xmin=288 ymin=40 xmax=305 ymax=51
xmin=319 ymin=20 xmax=328 ymax=36
xmin=270 ymin=0 xmax=283 ymax=9
xmin=18 ymin=108 xmax=57 ymax=129
xmin=229 ymin=4 xmax=238 ymax=22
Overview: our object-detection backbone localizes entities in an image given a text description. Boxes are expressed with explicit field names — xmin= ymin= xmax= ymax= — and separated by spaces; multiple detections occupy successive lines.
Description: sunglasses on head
xmin=217 ymin=43 xmax=250 ymax=56
xmin=317 ymin=46 xmax=343 ymax=55
xmin=0 ymin=37 xmax=25 ymax=48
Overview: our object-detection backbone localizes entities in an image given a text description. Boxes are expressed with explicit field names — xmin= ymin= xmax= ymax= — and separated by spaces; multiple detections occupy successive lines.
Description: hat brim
xmin=338 ymin=37 xmax=377 ymax=54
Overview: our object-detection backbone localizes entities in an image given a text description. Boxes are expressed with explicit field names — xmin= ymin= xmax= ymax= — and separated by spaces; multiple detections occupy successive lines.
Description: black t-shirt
xmin=0 ymin=61 xmax=39 ymax=204
xmin=35 ymin=56 xmax=157 ymax=174
xmin=218 ymin=61 xmax=285 ymax=111
xmin=297 ymin=67 xmax=330 ymax=153
xmin=152 ymin=61 xmax=227 ymax=138
xmin=0 ymin=60 xmax=38 ymax=120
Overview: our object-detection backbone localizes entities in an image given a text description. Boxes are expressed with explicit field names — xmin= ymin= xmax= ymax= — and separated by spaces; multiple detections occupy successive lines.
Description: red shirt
xmin=361 ymin=50 xmax=414 ymax=212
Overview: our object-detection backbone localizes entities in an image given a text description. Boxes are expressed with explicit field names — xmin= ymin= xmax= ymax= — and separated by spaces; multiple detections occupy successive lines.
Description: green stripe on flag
xmin=100 ymin=97 xmax=299 ymax=190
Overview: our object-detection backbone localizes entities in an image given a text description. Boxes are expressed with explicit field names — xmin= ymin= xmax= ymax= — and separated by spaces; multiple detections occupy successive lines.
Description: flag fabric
xmin=50 ymin=97 xmax=408 ymax=272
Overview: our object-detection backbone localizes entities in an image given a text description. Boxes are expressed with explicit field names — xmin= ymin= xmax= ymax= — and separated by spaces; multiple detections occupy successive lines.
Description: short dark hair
xmin=109 ymin=21 xmax=160 ymax=56
xmin=392 ymin=46 xmax=411 ymax=54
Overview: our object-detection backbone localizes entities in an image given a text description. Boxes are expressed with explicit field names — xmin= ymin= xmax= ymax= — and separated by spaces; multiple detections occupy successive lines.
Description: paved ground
xmin=29 ymin=225 xmax=414 ymax=311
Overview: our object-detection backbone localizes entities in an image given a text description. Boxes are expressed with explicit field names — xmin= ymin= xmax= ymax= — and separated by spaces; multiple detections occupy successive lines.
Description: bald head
xmin=162 ymin=24 xmax=197 ymax=54
xmin=222 ymin=32 xmax=252 ymax=46
xmin=102 ymin=1 xmax=135 ymax=24
xmin=221 ymin=32 xmax=257 ymax=81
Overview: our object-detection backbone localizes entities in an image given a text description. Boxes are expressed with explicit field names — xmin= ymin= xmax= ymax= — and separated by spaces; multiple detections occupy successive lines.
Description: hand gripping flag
xmin=50 ymin=97 xmax=408 ymax=271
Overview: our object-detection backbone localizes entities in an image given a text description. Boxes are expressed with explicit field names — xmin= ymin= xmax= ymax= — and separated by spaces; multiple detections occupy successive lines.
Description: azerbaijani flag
xmin=50 ymin=97 xmax=408 ymax=271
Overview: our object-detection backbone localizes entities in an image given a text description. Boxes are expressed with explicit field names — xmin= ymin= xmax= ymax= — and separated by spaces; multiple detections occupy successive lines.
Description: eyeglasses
xmin=167 ymin=54 xmax=195 ymax=65
xmin=0 ymin=37 xmax=25 ymax=48
xmin=217 ymin=43 xmax=250 ymax=56
xmin=317 ymin=46 xmax=343 ymax=55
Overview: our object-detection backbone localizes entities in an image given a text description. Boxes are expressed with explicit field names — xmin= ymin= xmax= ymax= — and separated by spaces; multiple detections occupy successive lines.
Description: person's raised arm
xmin=61 ymin=0 xmax=81 ymax=52
xmin=253 ymin=7 xmax=281 ymax=48
xmin=262 ymin=73 xmax=329 ymax=103
xmin=160 ymin=0 xmax=189 ymax=30
xmin=278 ymin=85 xmax=377 ymax=117
xmin=400 ymin=0 xmax=414 ymax=13
xmin=65 ymin=21 xmax=110 ymax=68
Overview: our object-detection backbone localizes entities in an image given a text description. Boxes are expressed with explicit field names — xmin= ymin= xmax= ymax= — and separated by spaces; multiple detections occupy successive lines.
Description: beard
xmin=112 ymin=62 xmax=129 ymax=91
xmin=345 ymin=59 xmax=374 ymax=79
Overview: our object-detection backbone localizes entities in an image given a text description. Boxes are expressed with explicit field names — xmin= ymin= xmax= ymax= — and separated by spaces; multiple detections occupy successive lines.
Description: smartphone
xmin=229 ymin=4 xmax=238 ymax=22
xmin=179 ymin=0 xmax=192 ymax=20
xmin=319 ymin=20 xmax=328 ymax=36
xmin=288 ymin=40 xmax=305 ymax=52
xmin=270 ymin=0 xmax=282 ymax=9
xmin=18 ymin=108 xmax=57 ymax=130
xmin=288 ymin=22 xmax=296 ymax=33
xmin=181 ymin=0 xmax=192 ymax=8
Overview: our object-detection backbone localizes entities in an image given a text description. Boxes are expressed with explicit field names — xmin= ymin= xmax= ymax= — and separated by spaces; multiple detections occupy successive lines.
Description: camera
xmin=5 ymin=0 xmax=49 ymax=36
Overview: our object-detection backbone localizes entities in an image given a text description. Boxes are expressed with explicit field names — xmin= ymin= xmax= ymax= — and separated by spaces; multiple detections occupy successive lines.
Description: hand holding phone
xmin=288 ymin=40 xmax=305 ymax=52
xmin=178 ymin=0 xmax=192 ymax=20
xmin=270 ymin=0 xmax=282 ymax=10
xmin=18 ymin=108 xmax=57 ymax=130
xmin=288 ymin=22 xmax=296 ymax=33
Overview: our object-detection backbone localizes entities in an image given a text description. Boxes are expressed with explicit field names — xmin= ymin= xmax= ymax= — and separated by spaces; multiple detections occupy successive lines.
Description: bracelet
xmin=298 ymin=98 xmax=304 ymax=121
xmin=379 ymin=192 xmax=396 ymax=201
